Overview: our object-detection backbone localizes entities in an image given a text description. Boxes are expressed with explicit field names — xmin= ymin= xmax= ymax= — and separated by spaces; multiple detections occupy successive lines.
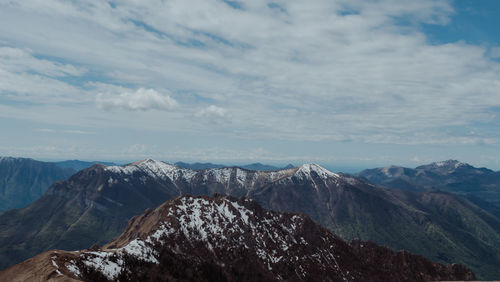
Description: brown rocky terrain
xmin=0 ymin=195 xmax=476 ymax=282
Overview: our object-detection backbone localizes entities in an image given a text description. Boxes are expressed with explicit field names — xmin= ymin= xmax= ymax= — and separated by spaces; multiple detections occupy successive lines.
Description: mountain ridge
xmin=0 ymin=195 xmax=475 ymax=282
xmin=357 ymin=159 xmax=500 ymax=209
xmin=174 ymin=161 xmax=295 ymax=171
xmin=0 ymin=159 xmax=499 ymax=279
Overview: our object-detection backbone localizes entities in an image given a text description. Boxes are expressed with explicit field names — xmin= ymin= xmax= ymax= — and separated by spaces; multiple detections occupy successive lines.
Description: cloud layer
xmin=1 ymin=0 xmax=500 ymax=164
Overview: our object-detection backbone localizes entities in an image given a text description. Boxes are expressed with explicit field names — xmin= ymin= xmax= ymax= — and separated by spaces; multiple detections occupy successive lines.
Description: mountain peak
xmin=433 ymin=160 xmax=466 ymax=168
xmin=295 ymin=163 xmax=339 ymax=180
xmin=0 ymin=195 xmax=476 ymax=281
xmin=104 ymin=159 xmax=199 ymax=184
xmin=0 ymin=156 xmax=15 ymax=162
xmin=416 ymin=160 xmax=470 ymax=172
xmin=130 ymin=158 xmax=165 ymax=166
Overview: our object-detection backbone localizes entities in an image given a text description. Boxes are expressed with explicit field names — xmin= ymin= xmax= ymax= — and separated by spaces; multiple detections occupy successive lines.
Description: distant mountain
xmin=175 ymin=161 xmax=294 ymax=171
xmin=239 ymin=162 xmax=282 ymax=171
xmin=0 ymin=157 xmax=75 ymax=212
xmin=0 ymin=195 xmax=475 ymax=282
xmin=54 ymin=160 xmax=116 ymax=171
xmin=173 ymin=161 xmax=225 ymax=170
xmin=0 ymin=160 xmax=498 ymax=279
xmin=357 ymin=160 xmax=500 ymax=210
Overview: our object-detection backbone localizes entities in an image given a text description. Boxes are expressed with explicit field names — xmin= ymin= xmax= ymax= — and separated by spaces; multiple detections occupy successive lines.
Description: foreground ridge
xmin=0 ymin=195 xmax=475 ymax=282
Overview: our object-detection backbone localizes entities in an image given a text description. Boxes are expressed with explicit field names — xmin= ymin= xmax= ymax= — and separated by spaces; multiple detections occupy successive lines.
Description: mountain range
xmin=0 ymin=159 xmax=498 ymax=279
xmin=0 ymin=195 xmax=475 ymax=282
xmin=174 ymin=161 xmax=295 ymax=171
xmin=0 ymin=157 xmax=75 ymax=212
xmin=357 ymin=160 xmax=500 ymax=218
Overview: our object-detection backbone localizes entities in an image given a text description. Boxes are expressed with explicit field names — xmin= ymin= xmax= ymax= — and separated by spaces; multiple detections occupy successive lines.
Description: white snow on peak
xmin=81 ymin=252 xmax=123 ymax=280
xmin=105 ymin=159 xmax=297 ymax=188
xmin=294 ymin=164 xmax=339 ymax=180
xmin=204 ymin=167 xmax=233 ymax=183
xmin=432 ymin=160 xmax=466 ymax=170
xmin=66 ymin=261 xmax=81 ymax=277
xmin=105 ymin=159 xmax=196 ymax=182
xmin=65 ymin=228 xmax=163 ymax=280
xmin=381 ymin=166 xmax=395 ymax=176
xmin=62 ymin=196 xmax=346 ymax=281
xmin=164 ymin=196 xmax=343 ymax=278
xmin=174 ymin=197 xmax=253 ymax=241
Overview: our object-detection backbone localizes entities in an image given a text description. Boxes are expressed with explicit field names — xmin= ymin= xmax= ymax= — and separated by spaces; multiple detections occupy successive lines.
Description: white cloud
xmin=96 ymin=88 xmax=178 ymax=111
xmin=196 ymin=105 xmax=228 ymax=120
xmin=35 ymin=128 xmax=56 ymax=133
xmin=0 ymin=46 xmax=87 ymax=104
xmin=194 ymin=105 xmax=231 ymax=125
xmin=0 ymin=46 xmax=87 ymax=77
xmin=0 ymin=0 xmax=499 ymax=150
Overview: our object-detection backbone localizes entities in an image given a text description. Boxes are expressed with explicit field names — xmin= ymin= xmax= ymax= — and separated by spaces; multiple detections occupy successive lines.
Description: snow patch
xmin=66 ymin=261 xmax=81 ymax=277
xmin=82 ymin=252 xmax=123 ymax=280
xmin=122 ymin=239 xmax=158 ymax=263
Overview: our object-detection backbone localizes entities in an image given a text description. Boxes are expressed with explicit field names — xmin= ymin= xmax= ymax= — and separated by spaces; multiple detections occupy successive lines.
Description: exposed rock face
xmin=0 ymin=195 xmax=476 ymax=282
xmin=0 ymin=156 xmax=75 ymax=212
xmin=0 ymin=159 xmax=498 ymax=279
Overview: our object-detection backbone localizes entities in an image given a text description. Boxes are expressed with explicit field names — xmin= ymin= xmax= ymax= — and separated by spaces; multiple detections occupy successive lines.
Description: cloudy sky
xmin=1 ymin=0 xmax=500 ymax=170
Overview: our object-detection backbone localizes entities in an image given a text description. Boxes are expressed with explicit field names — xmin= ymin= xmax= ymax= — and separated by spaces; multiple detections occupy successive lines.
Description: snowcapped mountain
xmin=416 ymin=159 xmax=469 ymax=172
xmin=0 ymin=159 xmax=499 ymax=279
xmin=0 ymin=195 xmax=475 ymax=282
xmin=103 ymin=159 xmax=297 ymax=193
xmin=0 ymin=160 xmax=325 ymax=269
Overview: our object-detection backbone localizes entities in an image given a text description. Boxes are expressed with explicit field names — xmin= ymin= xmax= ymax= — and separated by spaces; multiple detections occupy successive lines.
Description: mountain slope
xmin=0 ymin=195 xmax=475 ymax=282
xmin=0 ymin=160 xmax=296 ymax=271
xmin=249 ymin=166 xmax=500 ymax=279
xmin=0 ymin=160 xmax=498 ymax=279
xmin=0 ymin=157 xmax=75 ymax=212
xmin=357 ymin=160 xmax=500 ymax=209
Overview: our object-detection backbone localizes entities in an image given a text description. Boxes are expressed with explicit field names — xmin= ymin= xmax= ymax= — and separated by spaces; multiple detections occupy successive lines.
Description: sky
xmin=1 ymin=0 xmax=500 ymax=171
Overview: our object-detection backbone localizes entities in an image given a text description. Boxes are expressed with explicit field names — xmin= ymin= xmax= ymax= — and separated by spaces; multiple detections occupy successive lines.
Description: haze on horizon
xmin=1 ymin=0 xmax=500 ymax=170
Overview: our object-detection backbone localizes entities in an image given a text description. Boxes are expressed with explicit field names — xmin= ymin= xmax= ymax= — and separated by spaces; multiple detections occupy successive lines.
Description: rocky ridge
xmin=0 ymin=195 xmax=475 ymax=282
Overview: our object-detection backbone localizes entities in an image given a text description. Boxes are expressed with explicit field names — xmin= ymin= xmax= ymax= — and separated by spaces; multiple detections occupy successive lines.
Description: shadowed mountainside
xmin=0 ymin=157 xmax=75 ymax=212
